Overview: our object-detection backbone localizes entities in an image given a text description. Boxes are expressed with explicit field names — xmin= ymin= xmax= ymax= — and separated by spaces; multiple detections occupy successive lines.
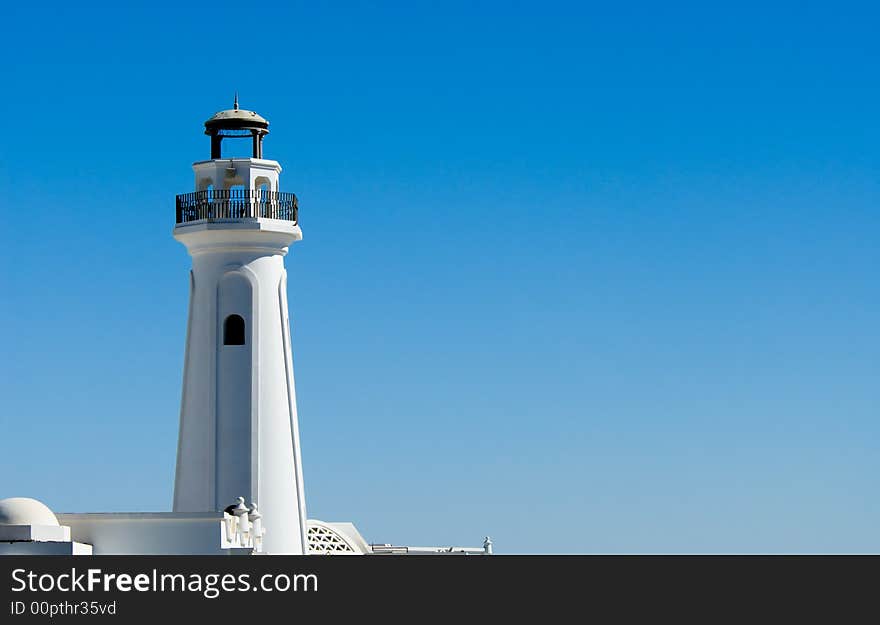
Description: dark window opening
xmin=224 ymin=314 xmax=246 ymax=345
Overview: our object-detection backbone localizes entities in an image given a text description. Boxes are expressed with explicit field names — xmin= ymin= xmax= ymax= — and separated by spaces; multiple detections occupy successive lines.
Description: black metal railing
xmin=175 ymin=189 xmax=299 ymax=224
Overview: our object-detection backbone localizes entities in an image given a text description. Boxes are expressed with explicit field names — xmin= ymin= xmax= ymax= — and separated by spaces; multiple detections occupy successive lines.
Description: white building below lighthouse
xmin=0 ymin=101 xmax=491 ymax=556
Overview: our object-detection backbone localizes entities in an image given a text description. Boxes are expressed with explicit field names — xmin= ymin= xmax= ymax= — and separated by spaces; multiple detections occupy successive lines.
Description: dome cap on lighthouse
xmin=204 ymin=93 xmax=269 ymax=135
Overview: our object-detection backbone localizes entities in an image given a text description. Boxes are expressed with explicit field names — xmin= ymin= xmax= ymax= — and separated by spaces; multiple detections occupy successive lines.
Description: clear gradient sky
xmin=1 ymin=2 xmax=878 ymax=553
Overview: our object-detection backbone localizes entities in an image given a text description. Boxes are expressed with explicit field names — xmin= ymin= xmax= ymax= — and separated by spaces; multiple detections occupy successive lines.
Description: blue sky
xmin=1 ymin=2 xmax=878 ymax=553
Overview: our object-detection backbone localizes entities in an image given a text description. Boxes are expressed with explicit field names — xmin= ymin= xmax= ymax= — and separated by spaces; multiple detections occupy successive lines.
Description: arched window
xmin=224 ymin=314 xmax=246 ymax=345
xmin=254 ymin=176 xmax=272 ymax=195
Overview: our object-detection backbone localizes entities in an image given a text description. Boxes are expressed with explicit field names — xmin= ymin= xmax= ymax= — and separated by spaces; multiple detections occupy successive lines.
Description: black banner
xmin=0 ymin=556 xmax=875 ymax=620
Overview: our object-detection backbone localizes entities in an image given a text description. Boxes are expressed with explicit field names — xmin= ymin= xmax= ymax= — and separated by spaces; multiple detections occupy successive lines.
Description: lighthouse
xmin=0 ymin=100 xmax=491 ymax=557
xmin=171 ymin=99 xmax=308 ymax=554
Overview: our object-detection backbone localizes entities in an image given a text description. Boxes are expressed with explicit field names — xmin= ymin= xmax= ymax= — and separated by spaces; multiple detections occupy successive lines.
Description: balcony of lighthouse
xmin=176 ymin=188 xmax=299 ymax=224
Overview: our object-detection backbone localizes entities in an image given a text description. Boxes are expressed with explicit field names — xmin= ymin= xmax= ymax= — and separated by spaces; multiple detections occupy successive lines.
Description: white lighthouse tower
xmin=171 ymin=99 xmax=308 ymax=554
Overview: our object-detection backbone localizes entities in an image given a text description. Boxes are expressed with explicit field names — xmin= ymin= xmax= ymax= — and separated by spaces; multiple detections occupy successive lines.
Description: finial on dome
xmin=233 ymin=92 xmax=239 ymax=110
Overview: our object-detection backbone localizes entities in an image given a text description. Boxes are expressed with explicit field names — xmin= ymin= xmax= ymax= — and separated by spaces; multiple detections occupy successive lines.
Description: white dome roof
xmin=0 ymin=497 xmax=59 ymax=526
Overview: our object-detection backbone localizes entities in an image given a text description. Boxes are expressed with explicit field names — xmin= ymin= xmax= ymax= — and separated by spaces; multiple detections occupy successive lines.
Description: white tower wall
xmin=172 ymin=156 xmax=307 ymax=555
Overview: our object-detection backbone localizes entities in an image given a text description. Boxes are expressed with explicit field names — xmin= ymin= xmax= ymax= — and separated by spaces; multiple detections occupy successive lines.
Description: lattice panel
xmin=307 ymin=524 xmax=357 ymax=554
